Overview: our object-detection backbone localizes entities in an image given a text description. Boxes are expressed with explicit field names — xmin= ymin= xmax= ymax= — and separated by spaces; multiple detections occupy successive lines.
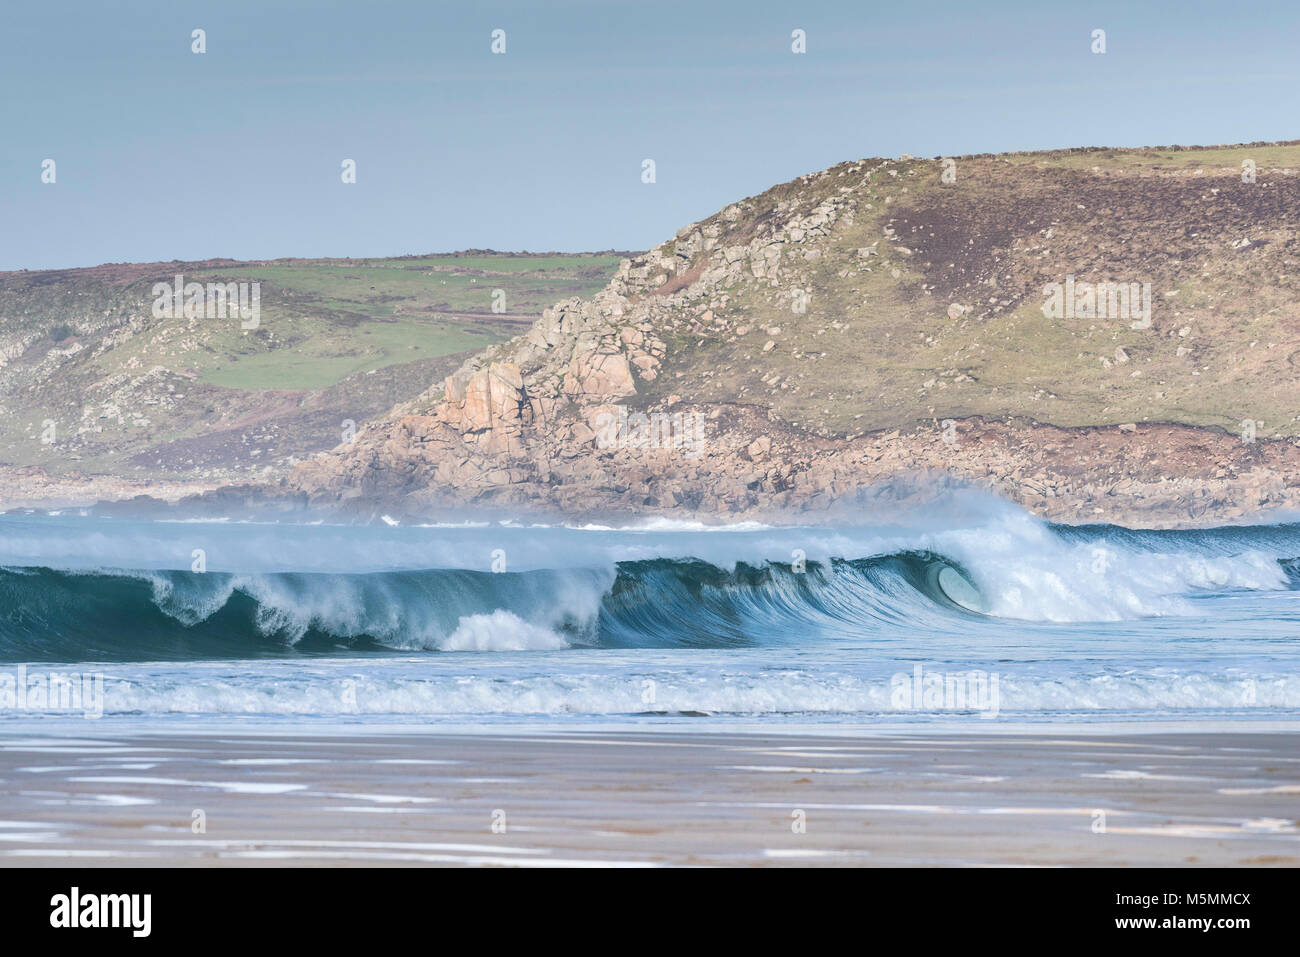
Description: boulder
xmin=564 ymin=351 xmax=636 ymax=399
xmin=452 ymin=362 xmax=526 ymax=433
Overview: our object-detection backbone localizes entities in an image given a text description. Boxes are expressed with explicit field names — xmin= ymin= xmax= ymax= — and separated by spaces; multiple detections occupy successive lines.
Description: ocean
xmin=1 ymin=495 xmax=1298 ymax=727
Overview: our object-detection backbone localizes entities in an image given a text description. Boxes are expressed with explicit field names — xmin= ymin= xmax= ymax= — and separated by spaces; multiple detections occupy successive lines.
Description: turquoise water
xmin=0 ymin=497 xmax=1297 ymax=723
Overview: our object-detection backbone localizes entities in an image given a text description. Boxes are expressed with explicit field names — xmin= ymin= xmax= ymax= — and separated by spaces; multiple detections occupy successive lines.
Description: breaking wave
xmin=0 ymin=506 xmax=1297 ymax=661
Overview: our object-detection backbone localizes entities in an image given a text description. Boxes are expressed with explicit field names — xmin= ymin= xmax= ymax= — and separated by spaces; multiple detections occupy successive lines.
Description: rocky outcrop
xmin=286 ymin=144 xmax=1300 ymax=527
xmin=0 ymin=465 xmax=221 ymax=511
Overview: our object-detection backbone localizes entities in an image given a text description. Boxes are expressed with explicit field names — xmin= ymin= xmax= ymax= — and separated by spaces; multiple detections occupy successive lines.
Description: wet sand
xmin=0 ymin=723 xmax=1296 ymax=866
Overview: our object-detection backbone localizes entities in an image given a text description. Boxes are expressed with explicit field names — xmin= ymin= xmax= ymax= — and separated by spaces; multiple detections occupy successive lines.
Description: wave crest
xmin=1 ymin=506 xmax=1299 ymax=660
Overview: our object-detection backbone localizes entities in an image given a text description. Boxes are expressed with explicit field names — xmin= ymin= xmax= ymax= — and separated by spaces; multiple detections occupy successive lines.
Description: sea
xmin=0 ymin=493 xmax=1297 ymax=728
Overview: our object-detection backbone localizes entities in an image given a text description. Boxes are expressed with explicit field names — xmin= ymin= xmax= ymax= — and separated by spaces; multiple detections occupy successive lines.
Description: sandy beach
xmin=0 ymin=722 xmax=1295 ymax=867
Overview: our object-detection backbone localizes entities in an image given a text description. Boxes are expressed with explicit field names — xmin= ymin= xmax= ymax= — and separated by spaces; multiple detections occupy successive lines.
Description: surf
xmin=0 ymin=528 xmax=1293 ymax=661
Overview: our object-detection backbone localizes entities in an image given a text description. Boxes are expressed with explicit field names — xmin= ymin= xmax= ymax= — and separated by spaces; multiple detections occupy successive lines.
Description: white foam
xmin=440 ymin=611 xmax=569 ymax=652
xmin=3 ymin=494 xmax=1298 ymax=624
xmin=80 ymin=666 xmax=1300 ymax=717
xmin=69 ymin=776 xmax=307 ymax=794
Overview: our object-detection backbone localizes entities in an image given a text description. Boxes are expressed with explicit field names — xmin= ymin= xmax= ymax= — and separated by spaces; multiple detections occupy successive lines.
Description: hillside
xmin=284 ymin=142 xmax=1300 ymax=526
xmin=0 ymin=252 xmax=623 ymax=503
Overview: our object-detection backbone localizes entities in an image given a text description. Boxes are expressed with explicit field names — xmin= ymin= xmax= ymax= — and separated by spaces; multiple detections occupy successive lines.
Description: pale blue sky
xmin=3 ymin=0 xmax=1297 ymax=270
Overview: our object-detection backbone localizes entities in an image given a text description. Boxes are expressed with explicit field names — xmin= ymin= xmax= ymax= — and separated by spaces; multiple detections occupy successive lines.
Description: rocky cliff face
xmin=287 ymin=143 xmax=1300 ymax=526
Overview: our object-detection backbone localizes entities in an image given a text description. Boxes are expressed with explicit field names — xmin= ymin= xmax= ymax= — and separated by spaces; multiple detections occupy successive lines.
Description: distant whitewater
xmin=0 ymin=497 xmax=1298 ymax=721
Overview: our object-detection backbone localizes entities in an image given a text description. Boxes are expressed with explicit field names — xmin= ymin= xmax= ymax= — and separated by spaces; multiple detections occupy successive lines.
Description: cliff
xmin=286 ymin=142 xmax=1300 ymax=525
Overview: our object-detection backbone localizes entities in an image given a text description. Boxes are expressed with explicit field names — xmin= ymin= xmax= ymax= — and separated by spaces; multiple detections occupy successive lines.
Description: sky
xmin=3 ymin=0 xmax=1298 ymax=270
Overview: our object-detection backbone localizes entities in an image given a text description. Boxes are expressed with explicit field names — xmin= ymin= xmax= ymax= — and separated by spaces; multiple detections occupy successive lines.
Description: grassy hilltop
xmin=633 ymin=142 xmax=1300 ymax=440
xmin=0 ymin=252 xmax=623 ymax=483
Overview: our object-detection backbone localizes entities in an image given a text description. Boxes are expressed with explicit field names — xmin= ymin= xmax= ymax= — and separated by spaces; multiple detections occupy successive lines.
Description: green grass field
xmin=197 ymin=315 xmax=504 ymax=391
xmin=95 ymin=253 xmax=613 ymax=389
xmin=165 ymin=253 xmax=626 ymax=391
xmin=0 ymin=251 xmax=627 ymax=477
xmin=192 ymin=253 xmax=623 ymax=321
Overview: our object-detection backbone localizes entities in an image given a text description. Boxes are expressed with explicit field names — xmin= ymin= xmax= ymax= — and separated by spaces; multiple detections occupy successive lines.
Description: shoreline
xmin=2 ymin=722 xmax=1296 ymax=867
